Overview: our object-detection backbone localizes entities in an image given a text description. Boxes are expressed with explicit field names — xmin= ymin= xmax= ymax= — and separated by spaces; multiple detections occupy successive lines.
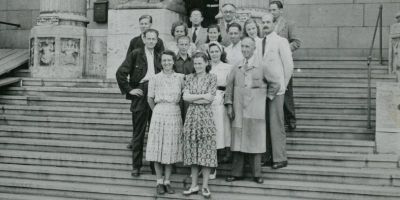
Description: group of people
xmin=116 ymin=1 xmax=301 ymax=198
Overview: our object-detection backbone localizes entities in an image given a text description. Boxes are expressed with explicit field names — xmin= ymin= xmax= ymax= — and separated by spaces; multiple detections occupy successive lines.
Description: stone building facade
xmin=1 ymin=0 xmax=400 ymax=78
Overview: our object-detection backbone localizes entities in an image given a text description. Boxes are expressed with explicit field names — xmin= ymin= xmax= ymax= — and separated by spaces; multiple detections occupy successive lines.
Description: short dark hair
xmin=222 ymin=3 xmax=237 ymax=10
xmin=243 ymin=18 xmax=260 ymax=37
xmin=206 ymin=24 xmax=222 ymax=43
xmin=270 ymin=1 xmax=283 ymax=9
xmin=161 ymin=50 xmax=177 ymax=72
xmin=139 ymin=15 xmax=152 ymax=23
xmin=143 ymin=28 xmax=159 ymax=38
xmin=190 ymin=8 xmax=203 ymax=16
xmin=227 ymin=22 xmax=242 ymax=33
xmin=192 ymin=51 xmax=211 ymax=73
xmin=171 ymin=21 xmax=189 ymax=37
xmin=208 ymin=42 xmax=227 ymax=63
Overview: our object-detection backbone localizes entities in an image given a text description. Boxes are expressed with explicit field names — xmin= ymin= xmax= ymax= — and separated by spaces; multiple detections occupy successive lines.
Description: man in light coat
xmin=260 ymin=13 xmax=294 ymax=169
xmin=224 ymin=37 xmax=280 ymax=184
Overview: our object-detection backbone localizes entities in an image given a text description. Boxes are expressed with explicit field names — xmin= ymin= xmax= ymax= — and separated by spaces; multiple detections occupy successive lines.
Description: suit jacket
xmin=125 ymin=35 xmax=165 ymax=58
xmin=116 ymin=48 xmax=162 ymax=110
xmin=259 ymin=32 xmax=294 ymax=98
xmin=189 ymin=26 xmax=208 ymax=48
xmin=274 ymin=17 xmax=301 ymax=52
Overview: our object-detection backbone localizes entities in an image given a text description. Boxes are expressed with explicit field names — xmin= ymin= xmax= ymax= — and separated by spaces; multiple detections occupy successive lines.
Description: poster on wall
xmin=60 ymin=38 xmax=80 ymax=66
xmin=38 ymin=37 xmax=55 ymax=67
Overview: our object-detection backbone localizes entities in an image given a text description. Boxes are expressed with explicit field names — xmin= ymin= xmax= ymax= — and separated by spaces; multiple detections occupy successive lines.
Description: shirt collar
xmin=177 ymin=53 xmax=190 ymax=61
xmin=239 ymin=55 xmax=256 ymax=69
xmin=145 ymin=47 xmax=154 ymax=56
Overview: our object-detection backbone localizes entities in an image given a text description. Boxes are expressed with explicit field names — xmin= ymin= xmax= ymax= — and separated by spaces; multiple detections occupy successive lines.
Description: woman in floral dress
xmin=182 ymin=51 xmax=217 ymax=198
xmin=146 ymin=50 xmax=184 ymax=195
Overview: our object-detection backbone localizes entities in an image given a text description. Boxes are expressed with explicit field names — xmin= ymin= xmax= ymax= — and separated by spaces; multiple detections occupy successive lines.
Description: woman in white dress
xmin=208 ymin=41 xmax=233 ymax=178
xmin=165 ymin=21 xmax=197 ymax=56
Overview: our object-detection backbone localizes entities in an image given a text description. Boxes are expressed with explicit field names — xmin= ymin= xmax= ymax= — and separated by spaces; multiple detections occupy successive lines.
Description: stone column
xmin=29 ymin=0 xmax=89 ymax=78
xmin=375 ymin=82 xmax=400 ymax=154
xmin=389 ymin=21 xmax=400 ymax=79
xmin=106 ymin=0 xmax=185 ymax=79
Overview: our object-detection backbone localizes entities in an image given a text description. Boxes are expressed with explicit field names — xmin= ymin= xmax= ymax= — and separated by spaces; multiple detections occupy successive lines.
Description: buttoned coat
xmin=116 ymin=48 xmax=162 ymax=111
xmin=188 ymin=26 xmax=208 ymax=48
xmin=225 ymin=56 xmax=278 ymax=153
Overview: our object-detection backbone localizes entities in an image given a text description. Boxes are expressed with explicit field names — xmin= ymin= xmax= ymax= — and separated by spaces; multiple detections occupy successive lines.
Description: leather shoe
xmin=164 ymin=184 xmax=175 ymax=194
xmin=156 ymin=184 xmax=165 ymax=195
xmin=253 ymin=177 xmax=264 ymax=184
xmin=131 ymin=168 xmax=140 ymax=177
xmin=272 ymin=161 xmax=288 ymax=169
xmin=225 ymin=176 xmax=243 ymax=182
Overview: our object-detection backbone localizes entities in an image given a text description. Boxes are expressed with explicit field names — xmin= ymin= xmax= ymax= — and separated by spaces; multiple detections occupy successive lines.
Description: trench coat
xmin=224 ymin=56 xmax=279 ymax=153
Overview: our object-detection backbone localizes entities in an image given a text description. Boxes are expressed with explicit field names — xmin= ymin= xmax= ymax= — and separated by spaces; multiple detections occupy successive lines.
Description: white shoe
xmin=209 ymin=169 xmax=217 ymax=180
xmin=183 ymin=185 xmax=199 ymax=196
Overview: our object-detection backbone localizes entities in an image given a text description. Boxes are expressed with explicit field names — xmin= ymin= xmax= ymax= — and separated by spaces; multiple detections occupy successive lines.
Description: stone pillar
xmin=106 ymin=0 xmax=185 ymax=79
xmin=29 ymin=0 xmax=89 ymax=78
xmin=389 ymin=16 xmax=400 ymax=77
xmin=375 ymin=82 xmax=400 ymax=154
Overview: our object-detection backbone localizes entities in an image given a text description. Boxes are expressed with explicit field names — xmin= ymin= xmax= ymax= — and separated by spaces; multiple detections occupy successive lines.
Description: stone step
xmin=0 ymin=86 xmax=122 ymax=99
xmin=296 ymin=114 xmax=375 ymax=127
xmin=1 ymin=163 xmax=398 ymax=188
xmin=0 ymin=95 xmax=130 ymax=108
xmin=293 ymin=73 xmax=396 ymax=79
xmin=296 ymin=103 xmax=375 ymax=115
xmin=287 ymin=125 xmax=374 ymax=140
xmin=21 ymin=78 xmax=117 ymax=88
xmin=0 ymin=105 xmax=131 ymax=119
xmin=0 ymin=193 xmax=86 ymax=200
xmin=0 ymin=125 xmax=373 ymax=148
xmin=0 ymin=134 xmax=374 ymax=155
xmin=294 ymin=93 xmax=376 ymax=104
xmin=0 ymin=115 xmax=132 ymax=131
xmin=0 ymin=170 xmax=399 ymax=200
xmin=1 ymin=149 xmax=397 ymax=169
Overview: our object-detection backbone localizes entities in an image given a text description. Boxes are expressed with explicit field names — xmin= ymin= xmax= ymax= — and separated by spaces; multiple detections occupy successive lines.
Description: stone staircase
xmin=0 ymin=60 xmax=400 ymax=199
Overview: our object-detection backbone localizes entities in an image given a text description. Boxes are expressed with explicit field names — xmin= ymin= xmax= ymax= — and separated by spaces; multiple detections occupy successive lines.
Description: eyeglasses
xmin=223 ymin=11 xmax=235 ymax=14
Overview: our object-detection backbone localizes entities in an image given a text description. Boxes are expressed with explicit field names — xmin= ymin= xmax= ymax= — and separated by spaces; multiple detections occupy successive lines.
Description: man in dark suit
xmin=125 ymin=15 xmax=165 ymax=57
xmin=188 ymin=9 xmax=208 ymax=48
xmin=116 ymin=29 xmax=162 ymax=177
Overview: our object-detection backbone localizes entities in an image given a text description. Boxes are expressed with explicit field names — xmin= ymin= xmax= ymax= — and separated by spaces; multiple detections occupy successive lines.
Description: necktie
xmin=192 ymin=27 xmax=198 ymax=43
xmin=262 ymin=37 xmax=266 ymax=56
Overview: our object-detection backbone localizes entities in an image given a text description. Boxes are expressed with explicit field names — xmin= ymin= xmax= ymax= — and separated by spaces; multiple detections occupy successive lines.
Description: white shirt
xmin=140 ymin=47 xmax=155 ymax=83
xmin=225 ymin=41 xmax=244 ymax=67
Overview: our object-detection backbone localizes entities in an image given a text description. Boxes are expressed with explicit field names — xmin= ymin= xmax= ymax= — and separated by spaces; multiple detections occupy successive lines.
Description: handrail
xmin=0 ymin=21 xmax=21 ymax=28
xmin=366 ymin=4 xmax=383 ymax=130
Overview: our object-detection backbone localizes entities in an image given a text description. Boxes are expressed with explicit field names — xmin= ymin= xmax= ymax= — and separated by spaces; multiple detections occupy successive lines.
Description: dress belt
xmin=217 ymin=86 xmax=226 ymax=91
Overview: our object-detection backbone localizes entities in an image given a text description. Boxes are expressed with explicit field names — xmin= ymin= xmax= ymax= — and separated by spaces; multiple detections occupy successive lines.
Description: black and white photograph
xmin=0 ymin=0 xmax=400 ymax=199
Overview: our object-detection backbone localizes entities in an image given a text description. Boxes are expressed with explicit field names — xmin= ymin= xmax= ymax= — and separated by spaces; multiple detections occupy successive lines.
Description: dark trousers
xmin=130 ymin=82 xmax=151 ymax=170
xmin=264 ymin=95 xmax=287 ymax=163
xmin=131 ymin=109 xmax=150 ymax=169
xmin=231 ymin=152 xmax=262 ymax=178
xmin=284 ymin=78 xmax=296 ymax=124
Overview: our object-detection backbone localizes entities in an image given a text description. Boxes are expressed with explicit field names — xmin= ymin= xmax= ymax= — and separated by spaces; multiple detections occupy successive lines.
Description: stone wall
xmin=0 ymin=0 xmax=40 ymax=48
xmin=1 ymin=0 xmax=400 ymax=59
xmin=282 ymin=0 xmax=400 ymax=58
